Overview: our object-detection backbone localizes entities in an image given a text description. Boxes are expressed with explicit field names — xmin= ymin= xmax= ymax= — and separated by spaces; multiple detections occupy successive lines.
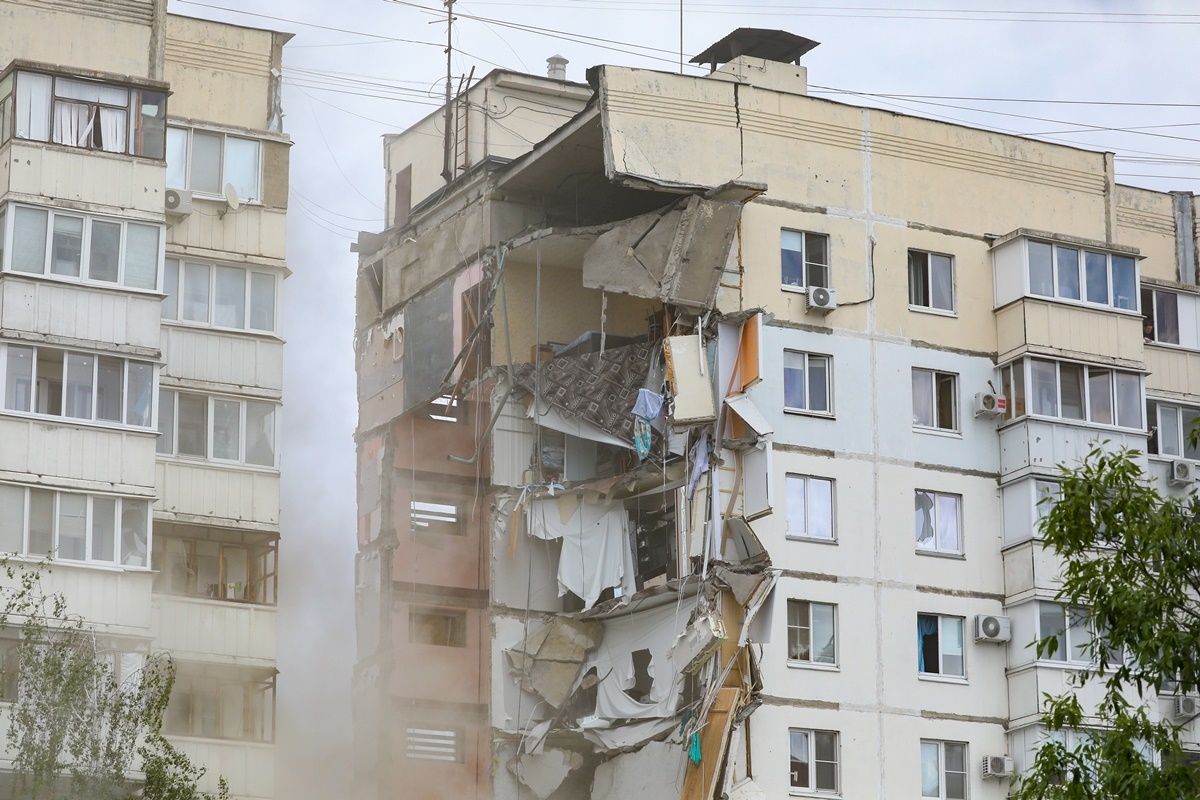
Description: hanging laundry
xmin=634 ymin=417 xmax=653 ymax=460
xmin=632 ymin=388 xmax=664 ymax=420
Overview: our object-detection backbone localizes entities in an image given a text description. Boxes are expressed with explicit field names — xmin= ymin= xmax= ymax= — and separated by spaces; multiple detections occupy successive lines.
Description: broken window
xmin=908 ymin=250 xmax=955 ymax=313
xmin=427 ymin=394 xmax=462 ymax=423
xmin=151 ymin=524 xmax=277 ymax=604
xmin=790 ymin=728 xmax=839 ymax=792
xmin=406 ymin=726 xmax=464 ymax=762
xmin=624 ymin=649 xmax=654 ymax=703
xmin=164 ymin=666 xmax=275 ymax=742
xmin=409 ymin=607 xmax=467 ymax=648
xmin=780 ymin=229 xmax=829 ymax=290
xmin=787 ymin=600 xmax=836 ymax=665
xmin=914 ymin=490 xmax=961 ymax=555
xmin=917 ymin=614 xmax=964 ymax=677
xmin=410 ymin=500 xmax=464 ymax=536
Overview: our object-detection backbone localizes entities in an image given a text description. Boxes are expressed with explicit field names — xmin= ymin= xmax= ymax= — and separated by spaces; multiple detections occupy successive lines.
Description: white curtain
xmin=98 ymin=107 xmax=126 ymax=153
xmin=53 ymin=101 xmax=90 ymax=147
xmin=14 ymin=72 xmax=51 ymax=141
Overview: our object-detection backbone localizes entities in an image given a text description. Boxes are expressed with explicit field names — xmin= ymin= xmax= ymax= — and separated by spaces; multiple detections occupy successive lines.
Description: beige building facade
xmin=0 ymin=2 xmax=290 ymax=797
xmin=354 ymin=29 xmax=1199 ymax=800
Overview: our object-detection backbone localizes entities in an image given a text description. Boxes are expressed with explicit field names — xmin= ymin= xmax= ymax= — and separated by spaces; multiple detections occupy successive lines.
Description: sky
xmin=161 ymin=1 xmax=1200 ymax=797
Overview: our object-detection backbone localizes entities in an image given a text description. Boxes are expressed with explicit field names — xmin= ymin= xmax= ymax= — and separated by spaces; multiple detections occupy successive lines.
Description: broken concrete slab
xmin=506 ymin=616 xmax=604 ymax=708
xmin=590 ymin=741 xmax=687 ymax=800
xmin=510 ymin=748 xmax=583 ymax=799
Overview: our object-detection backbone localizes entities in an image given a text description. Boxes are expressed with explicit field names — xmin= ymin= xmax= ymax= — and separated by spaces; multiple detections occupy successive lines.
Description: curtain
xmin=14 ymin=72 xmax=51 ymax=141
xmin=921 ymin=742 xmax=941 ymax=797
xmin=98 ymin=107 xmax=127 ymax=153
xmin=936 ymin=494 xmax=959 ymax=551
xmin=52 ymin=101 xmax=91 ymax=147
xmin=917 ymin=615 xmax=938 ymax=672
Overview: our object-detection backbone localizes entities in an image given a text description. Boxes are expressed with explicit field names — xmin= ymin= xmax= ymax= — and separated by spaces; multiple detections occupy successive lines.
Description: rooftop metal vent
xmin=690 ymin=28 xmax=819 ymax=72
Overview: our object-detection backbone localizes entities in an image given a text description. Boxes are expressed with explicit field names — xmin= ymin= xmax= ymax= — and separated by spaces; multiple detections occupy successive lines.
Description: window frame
xmin=406 ymin=725 xmax=465 ymax=763
xmin=1037 ymin=601 xmax=1124 ymax=668
xmin=0 ymin=483 xmax=150 ymax=568
xmin=1025 ymin=238 xmax=1139 ymax=313
xmin=781 ymin=229 xmax=831 ymax=292
xmin=151 ymin=527 xmax=277 ymax=606
xmin=166 ymin=124 xmax=264 ymax=204
xmin=1148 ymin=400 xmax=1200 ymax=460
xmin=787 ymin=599 xmax=838 ymax=667
xmin=908 ymin=249 xmax=956 ymax=314
xmin=914 ymin=490 xmax=962 ymax=556
xmin=917 ymin=613 xmax=966 ymax=679
xmin=911 ymin=368 xmax=959 ymax=433
xmin=408 ymin=606 xmax=468 ymax=648
xmin=410 ymin=499 xmax=465 ymax=537
xmin=785 ymin=474 xmax=836 ymax=542
xmin=163 ymin=669 xmax=275 ymax=743
xmin=1141 ymin=286 xmax=1182 ymax=347
xmin=920 ymin=740 xmax=968 ymax=800
xmin=783 ymin=350 xmax=833 ymax=417
xmin=999 ymin=356 xmax=1144 ymax=431
xmin=156 ymin=389 xmax=280 ymax=469
xmin=162 ymin=257 xmax=280 ymax=335
xmin=789 ymin=728 xmax=840 ymax=795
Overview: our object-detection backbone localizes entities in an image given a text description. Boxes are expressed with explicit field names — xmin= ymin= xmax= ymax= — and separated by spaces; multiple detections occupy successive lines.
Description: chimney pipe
xmin=547 ymin=55 xmax=568 ymax=81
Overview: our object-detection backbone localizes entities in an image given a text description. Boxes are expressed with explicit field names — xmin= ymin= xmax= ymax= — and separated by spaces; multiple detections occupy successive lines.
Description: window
xmin=0 ymin=484 xmax=148 ymax=567
xmin=909 ymin=250 xmax=954 ymax=313
xmin=1141 ymin=287 xmax=1181 ymax=345
xmin=1035 ymin=479 xmax=1061 ymax=522
xmin=166 ymin=126 xmax=262 ymax=202
xmin=789 ymin=729 xmax=839 ymax=793
xmin=409 ymin=607 xmax=467 ymax=647
xmin=912 ymin=369 xmax=958 ymax=432
xmin=427 ymin=394 xmax=462 ymax=423
xmin=162 ymin=258 xmax=278 ymax=333
xmin=152 ymin=526 xmax=276 ymax=605
xmin=0 ymin=344 xmax=155 ymax=428
xmin=1000 ymin=357 xmax=1142 ymax=429
xmin=164 ymin=668 xmax=274 ymax=742
xmin=781 ymin=230 xmax=830 ymax=290
xmin=3 ymin=70 xmax=166 ymax=157
xmin=1149 ymin=401 xmax=1200 ymax=460
xmin=411 ymin=500 xmax=463 ymax=536
xmin=787 ymin=600 xmax=836 ymax=665
xmin=921 ymin=740 xmax=967 ymax=800
xmin=784 ymin=351 xmax=831 ymax=415
xmin=786 ymin=475 xmax=834 ymax=541
xmin=915 ymin=491 xmax=961 ymax=555
xmin=1 ymin=203 xmax=161 ymax=289
xmin=1026 ymin=240 xmax=1137 ymax=311
xmin=917 ymin=614 xmax=965 ymax=677
xmin=406 ymin=726 xmax=464 ymax=762
xmin=1038 ymin=601 xmax=1123 ymax=666
xmin=157 ymin=390 xmax=278 ymax=467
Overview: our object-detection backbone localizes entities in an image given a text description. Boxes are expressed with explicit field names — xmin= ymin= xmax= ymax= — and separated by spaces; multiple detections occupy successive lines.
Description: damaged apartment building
xmin=353 ymin=28 xmax=1200 ymax=800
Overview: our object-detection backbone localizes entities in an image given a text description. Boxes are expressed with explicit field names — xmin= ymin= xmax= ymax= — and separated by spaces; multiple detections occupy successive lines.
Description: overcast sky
xmin=162 ymin=1 xmax=1199 ymax=797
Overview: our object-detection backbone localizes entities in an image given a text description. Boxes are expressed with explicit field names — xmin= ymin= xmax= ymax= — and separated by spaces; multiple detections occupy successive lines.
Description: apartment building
xmin=0 ymin=2 xmax=289 ymax=797
xmin=352 ymin=28 xmax=1200 ymax=799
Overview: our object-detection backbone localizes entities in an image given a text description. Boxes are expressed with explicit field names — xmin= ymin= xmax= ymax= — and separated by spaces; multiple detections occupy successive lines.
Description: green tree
xmin=1013 ymin=447 xmax=1200 ymax=799
xmin=0 ymin=561 xmax=228 ymax=800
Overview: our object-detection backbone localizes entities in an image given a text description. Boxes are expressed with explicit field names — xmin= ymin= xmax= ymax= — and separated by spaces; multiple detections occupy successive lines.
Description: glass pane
xmin=90 ymin=496 xmax=116 ymax=563
xmin=51 ymin=215 xmax=83 ymax=277
xmin=1039 ymin=602 xmax=1067 ymax=661
xmin=930 ymin=254 xmax=953 ymax=311
xmin=214 ymin=266 xmax=246 ymax=328
xmin=935 ymin=494 xmax=959 ymax=552
xmin=1085 ymin=251 xmax=1109 ymax=305
xmin=35 ymin=348 xmax=62 ymax=416
xmin=6 ymin=346 xmax=35 ymax=411
xmin=29 ymin=489 xmax=54 ymax=557
xmin=177 ymin=393 xmax=208 ymax=457
xmin=55 ymin=78 xmax=127 ymax=105
xmin=788 ymin=600 xmax=810 ymax=661
xmin=249 ymin=272 xmax=276 ymax=331
xmin=125 ymin=361 xmax=154 ymax=427
xmin=1156 ymin=291 xmax=1180 ymax=344
xmin=225 ymin=136 xmax=261 ymax=202
xmin=124 ymin=223 xmax=159 ymax=289
xmin=14 ymin=72 xmax=52 ymax=141
xmin=1183 ymin=409 xmax=1200 ymax=461
xmin=908 ymin=251 xmax=929 ymax=306
xmin=945 ymin=742 xmax=966 ymax=773
xmin=1111 ymin=255 xmax=1137 ymax=310
xmin=213 ymin=399 xmax=241 ymax=461
xmin=120 ymin=500 xmax=149 ymax=567
xmin=1115 ymin=372 xmax=1142 ymax=429
xmin=219 ymin=683 xmax=245 ymax=738
xmin=942 ymin=617 xmax=964 ymax=676
xmin=918 ymin=614 xmax=939 ymax=674
xmin=814 ymin=731 xmax=837 ymax=791
xmin=935 ymin=372 xmax=956 ymax=430
xmin=1069 ymin=607 xmax=1093 ymax=662
xmin=64 ymin=352 xmax=94 ymax=419
xmin=163 ymin=259 xmax=180 ymax=320
xmin=915 ymin=491 xmax=935 ymax=549
xmin=12 ymin=206 xmax=48 ymax=273
xmin=811 ymin=603 xmax=835 ymax=664
xmin=96 ymin=107 xmax=127 ymax=154
xmin=805 ymin=233 xmax=828 ymax=287
xmin=183 ymin=262 xmax=210 ymax=323
xmin=245 ymin=401 xmax=276 ymax=467
xmin=58 ymin=493 xmax=86 ymax=561
xmin=1030 ymin=359 xmax=1059 ymax=417
xmin=781 ymin=230 xmax=804 ymax=287
xmin=1088 ymin=369 xmax=1114 ymax=426
xmin=786 ymin=476 xmax=806 ymax=534
xmin=225 ymin=547 xmax=249 ymax=600
xmin=191 ymin=132 xmax=222 ymax=195
xmin=0 ymin=485 xmax=24 ymax=553
xmin=809 ymin=478 xmax=833 ymax=540
xmin=88 ymin=220 xmax=121 ymax=282
xmin=1160 ymin=405 xmax=1182 ymax=457
xmin=912 ymin=370 xmax=934 ymax=428
xmin=96 ymin=356 xmax=123 ymax=422
xmin=166 ymin=127 xmax=188 ymax=188
xmin=1012 ymin=360 xmax=1026 ymax=417
xmin=790 ymin=730 xmax=810 ymax=788
xmin=0 ymin=208 xmax=6 ymax=268
xmin=133 ymin=90 xmax=166 ymax=158
xmin=1028 ymin=241 xmax=1053 ymax=296
xmin=1056 ymin=247 xmax=1080 ymax=300
xmin=1059 ymin=362 xmax=1085 ymax=420
xmin=784 ymin=351 xmax=806 ymax=409
xmin=921 ymin=741 xmax=940 ymax=797
xmin=946 ymin=772 xmax=967 ymax=800
xmin=808 ymin=356 xmax=829 ymax=413
xmin=157 ymin=389 xmax=175 ymax=455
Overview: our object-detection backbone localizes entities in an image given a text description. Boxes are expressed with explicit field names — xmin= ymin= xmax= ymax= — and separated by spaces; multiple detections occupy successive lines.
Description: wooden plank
xmin=680 ymin=686 xmax=741 ymax=800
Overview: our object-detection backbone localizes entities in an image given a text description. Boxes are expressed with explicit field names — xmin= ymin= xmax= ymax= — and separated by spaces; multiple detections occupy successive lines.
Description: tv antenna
xmin=440 ymin=0 xmax=455 ymax=183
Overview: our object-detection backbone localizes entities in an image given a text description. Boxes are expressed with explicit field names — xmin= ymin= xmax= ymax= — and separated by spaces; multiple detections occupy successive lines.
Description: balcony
xmin=155 ymin=460 xmax=279 ymax=529
xmin=0 ymin=273 xmax=162 ymax=351
xmin=166 ymin=202 xmax=287 ymax=263
xmin=998 ymin=418 xmax=1146 ymax=481
xmin=0 ymin=415 xmax=156 ymax=491
xmin=0 ymin=140 xmax=167 ymax=216
xmin=995 ymin=297 xmax=1144 ymax=367
xmin=160 ymin=326 xmax=283 ymax=392
xmin=168 ymin=738 xmax=274 ymax=800
xmin=151 ymin=595 xmax=275 ymax=665
xmin=0 ymin=561 xmax=157 ymax=636
xmin=1144 ymin=342 xmax=1200 ymax=399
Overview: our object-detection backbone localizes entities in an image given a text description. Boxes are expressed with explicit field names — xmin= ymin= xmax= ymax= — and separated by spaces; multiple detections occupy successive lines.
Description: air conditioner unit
xmin=165 ymin=188 xmax=193 ymax=217
xmin=981 ymin=755 xmax=1014 ymax=780
xmin=973 ymin=392 xmax=1007 ymax=417
xmin=806 ymin=286 xmax=837 ymax=313
xmin=975 ymin=614 xmax=1011 ymax=644
xmin=1175 ymin=695 xmax=1200 ymax=720
xmin=1169 ymin=459 xmax=1197 ymax=487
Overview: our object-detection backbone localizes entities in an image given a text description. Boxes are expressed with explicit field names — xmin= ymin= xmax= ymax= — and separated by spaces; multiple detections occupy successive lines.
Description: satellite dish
xmin=224 ymin=183 xmax=241 ymax=212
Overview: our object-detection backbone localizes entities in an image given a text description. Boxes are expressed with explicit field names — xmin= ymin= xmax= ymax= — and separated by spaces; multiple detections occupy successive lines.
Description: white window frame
xmin=164 ymin=669 xmax=275 ymax=742
xmin=781 ymin=229 xmax=830 ymax=292
xmin=0 ymin=202 xmax=163 ymax=291
xmin=787 ymin=599 xmax=837 ymax=667
xmin=789 ymin=728 xmax=839 ymax=794
xmin=917 ymin=613 xmax=966 ymax=679
xmin=162 ymin=257 xmax=280 ymax=335
xmin=0 ymin=483 xmax=150 ymax=567
xmin=166 ymin=124 xmax=263 ymax=203
xmin=783 ymin=350 xmax=833 ymax=416
xmin=1149 ymin=400 xmax=1200 ymax=460
xmin=1025 ymin=239 xmax=1139 ymax=313
xmin=915 ymin=490 xmax=962 ymax=556
xmin=1141 ymin=286 xmax=1184 ymax=347
xmin=785 ymin=474 xmax=835 ymax=542
xmin=157 ymin=389 xmax=280 ymax=469
xmin=912 ymin=368 xmax=959 ymax=433
xmin=920 ymin=740 xmax=968 ymax=800
xmin=999 ymin=356 xmax=1144 ymax=430
xmin=908 ymin=249 xmax=956 ymax=314
xmin=1037 ymin=601 xmax=1123 ymax=667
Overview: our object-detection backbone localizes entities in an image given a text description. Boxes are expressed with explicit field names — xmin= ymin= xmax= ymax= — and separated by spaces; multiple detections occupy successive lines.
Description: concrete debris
xmin=727 ymin=777 xmax=767 ymax=800
xmin=669 ymin=605 xmax=726 ymax=675
xmin=580 ymin=715 xmax=677 ymax=752
xmin=510 ymin=748 xmax=583 ymax=799
xmin=590 ymin=741 xmax=687 ymax=800
xmin=507 ymin=617 xmax=604 ymax=709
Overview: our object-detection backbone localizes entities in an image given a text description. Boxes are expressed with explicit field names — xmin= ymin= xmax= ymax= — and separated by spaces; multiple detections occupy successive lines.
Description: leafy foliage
xmin=1013 ymin=448 xmax=1200 ymax=800
xmin=0 ymin=561 xmax=227 ymax=800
